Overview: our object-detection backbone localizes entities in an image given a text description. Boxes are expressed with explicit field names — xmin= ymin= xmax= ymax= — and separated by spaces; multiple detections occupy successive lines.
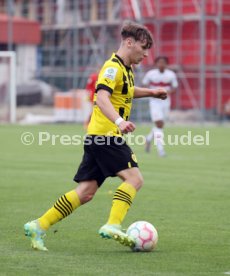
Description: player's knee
xmin=136 ymin=175 xmax=144 ymax=190
xmin=80 ymin=193 xmax=95 ymax=204
xmin=84 ymin=193 xmax=95 ymax=203
xmin=76 ymin=187 xmax=96 ymax=204
xmin=75 ymin=180 xmax=98 ymax=204
xmin=128 ymin=175 xmax=144 ymax=191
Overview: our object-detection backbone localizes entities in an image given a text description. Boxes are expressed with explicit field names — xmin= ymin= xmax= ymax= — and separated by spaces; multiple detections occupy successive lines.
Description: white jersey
xmin=143 ymin=68 xmax=178 ymax=97
xmin=143 ymin=68 xmax=178 ymax=121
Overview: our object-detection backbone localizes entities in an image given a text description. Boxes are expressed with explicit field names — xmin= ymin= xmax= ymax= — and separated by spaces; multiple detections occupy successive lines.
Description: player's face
xmin=130 ymin=40 xmax=149 ymax=64
xmin=156 ymin=59 xmax=167 ymax=71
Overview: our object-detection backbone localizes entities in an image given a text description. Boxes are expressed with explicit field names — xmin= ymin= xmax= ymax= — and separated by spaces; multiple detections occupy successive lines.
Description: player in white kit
xmin=143 ymin=56 xmax=178 ymax=156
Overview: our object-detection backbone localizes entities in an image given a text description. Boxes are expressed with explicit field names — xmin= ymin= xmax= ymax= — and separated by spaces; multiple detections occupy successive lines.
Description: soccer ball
xmin=127 ymin=221 xmax=158 ymax=252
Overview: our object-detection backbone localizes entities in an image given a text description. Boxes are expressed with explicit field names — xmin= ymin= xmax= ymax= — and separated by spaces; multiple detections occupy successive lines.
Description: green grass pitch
xmin=0 ymin=124 xmax=230 ymax=276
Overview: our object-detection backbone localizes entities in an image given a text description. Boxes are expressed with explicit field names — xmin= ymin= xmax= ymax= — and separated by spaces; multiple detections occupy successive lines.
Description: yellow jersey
xmin=87 ymin=53 xmax=135 ymax=136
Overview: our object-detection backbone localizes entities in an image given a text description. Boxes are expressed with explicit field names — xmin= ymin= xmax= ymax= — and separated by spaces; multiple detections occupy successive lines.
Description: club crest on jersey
xmin=103 ymin=67 xmax=118 ymax=80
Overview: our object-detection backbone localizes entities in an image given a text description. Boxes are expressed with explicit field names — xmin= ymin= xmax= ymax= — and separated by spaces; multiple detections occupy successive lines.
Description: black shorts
xmin=73 ymin=135 xmax=138 ymax=187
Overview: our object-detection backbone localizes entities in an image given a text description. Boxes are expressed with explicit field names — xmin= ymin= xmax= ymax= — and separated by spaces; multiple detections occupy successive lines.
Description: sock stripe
xmin=54 ymin=204 xmax=67 ymax=217
xmin=59 ymin=196 xmax=72 ymax=214
xmin=63 ymin=195 xmax=73 ymax=210
xmin=39 ymin=190 xmax=81 ymax=231
xmin=115 ymin=191 xmax=132 ymax=204
xmin=55 ymin=201 xmax=69 ymax=217
xmin=113 ymin=194 xmax=132 ymax=205
xmin=113 ymin=195 xmax=132 ymax=205
xmin=115 ymin=190 xmax=131 ymax=200
xmin=117 ymin=189 xmax=132 ymax=200
xmin=57 ymin=199 xmax=71 ymax=215
xmin=113 ymin=196 xmax=131 ymax=206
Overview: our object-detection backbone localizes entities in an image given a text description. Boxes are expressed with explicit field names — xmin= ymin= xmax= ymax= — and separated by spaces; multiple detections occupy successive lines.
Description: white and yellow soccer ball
xmin=127 ymin=221 xmax=158 ymax=252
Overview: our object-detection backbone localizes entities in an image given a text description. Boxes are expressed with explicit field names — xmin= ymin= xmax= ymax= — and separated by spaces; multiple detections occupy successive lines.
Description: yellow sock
xmin=38 ymin=190 xmax=81 ymax=230
xmin=107 ymin=182 xmax=137 ymax=225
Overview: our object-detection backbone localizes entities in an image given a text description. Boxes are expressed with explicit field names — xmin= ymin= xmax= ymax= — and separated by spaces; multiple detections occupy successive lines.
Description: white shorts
xmin=149 ymin=98 xmax=170 ymax=122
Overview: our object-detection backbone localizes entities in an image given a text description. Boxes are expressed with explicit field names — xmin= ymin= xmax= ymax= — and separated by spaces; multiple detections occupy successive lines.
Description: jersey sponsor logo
xmin=103 ymin=67 xmax=118 ymax=80
xmin=125 ymin=97 xmax=132 ymax=104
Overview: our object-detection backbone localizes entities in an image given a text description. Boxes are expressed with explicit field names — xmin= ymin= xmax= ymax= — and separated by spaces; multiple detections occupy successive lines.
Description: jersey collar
xmin=114 ymin=53 xmax=132 ymax=70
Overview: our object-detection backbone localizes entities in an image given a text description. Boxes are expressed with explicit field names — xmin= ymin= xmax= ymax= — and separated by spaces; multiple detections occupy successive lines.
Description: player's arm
xmin=166 ymin=83 xmax=177 ymax=94
xmin=134 ymin=86 xmax=167 ymax=100
xmin=167 ymin=71 xmax=178 ymax=94
xmin=96 ymin=89 xmax=135 ymax=134
xmin=167 ymin=87 xmax=176 ymax=94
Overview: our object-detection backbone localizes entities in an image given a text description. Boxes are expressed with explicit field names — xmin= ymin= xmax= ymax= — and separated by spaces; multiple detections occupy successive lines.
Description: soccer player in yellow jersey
xmin=24 ymin=21 xmax=167 ymax=251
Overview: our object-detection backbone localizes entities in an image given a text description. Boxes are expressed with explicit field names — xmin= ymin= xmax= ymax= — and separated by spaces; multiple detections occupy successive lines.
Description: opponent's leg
xmin=146 ymin=101 xmax=163 ymax=153
xmin=145 ymin=128 xmax=154 ymax=152
xmin=154 ymin=120 xmax=166 ymax=157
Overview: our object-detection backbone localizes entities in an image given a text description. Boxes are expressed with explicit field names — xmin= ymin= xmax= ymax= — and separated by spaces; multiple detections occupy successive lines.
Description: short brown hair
xmin=155 ymin=56 xmax=169 ymax=64
xmin=121 ymin=21 xmax=153 ymax=49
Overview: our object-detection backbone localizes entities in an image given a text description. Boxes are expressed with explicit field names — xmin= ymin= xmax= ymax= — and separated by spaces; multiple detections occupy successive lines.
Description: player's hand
xmin=152 ymin=88 xmax=167 ymax=100
xmin=119 ymin=120 xmax=136 ymax=134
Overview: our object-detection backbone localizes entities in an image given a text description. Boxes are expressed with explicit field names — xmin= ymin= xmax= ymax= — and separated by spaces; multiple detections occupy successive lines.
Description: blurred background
xmin=0 ymin=0 xmax=230 ymax=124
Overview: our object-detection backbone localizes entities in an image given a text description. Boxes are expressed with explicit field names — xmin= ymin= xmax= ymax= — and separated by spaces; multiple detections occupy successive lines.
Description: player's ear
xmin=126 ymin=37 xmax=134 ymax=48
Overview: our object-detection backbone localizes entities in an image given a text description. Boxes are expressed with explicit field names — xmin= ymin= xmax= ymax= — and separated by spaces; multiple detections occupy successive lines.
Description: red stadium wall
xmin=121 ymin=0 xmax=230 ymax=111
